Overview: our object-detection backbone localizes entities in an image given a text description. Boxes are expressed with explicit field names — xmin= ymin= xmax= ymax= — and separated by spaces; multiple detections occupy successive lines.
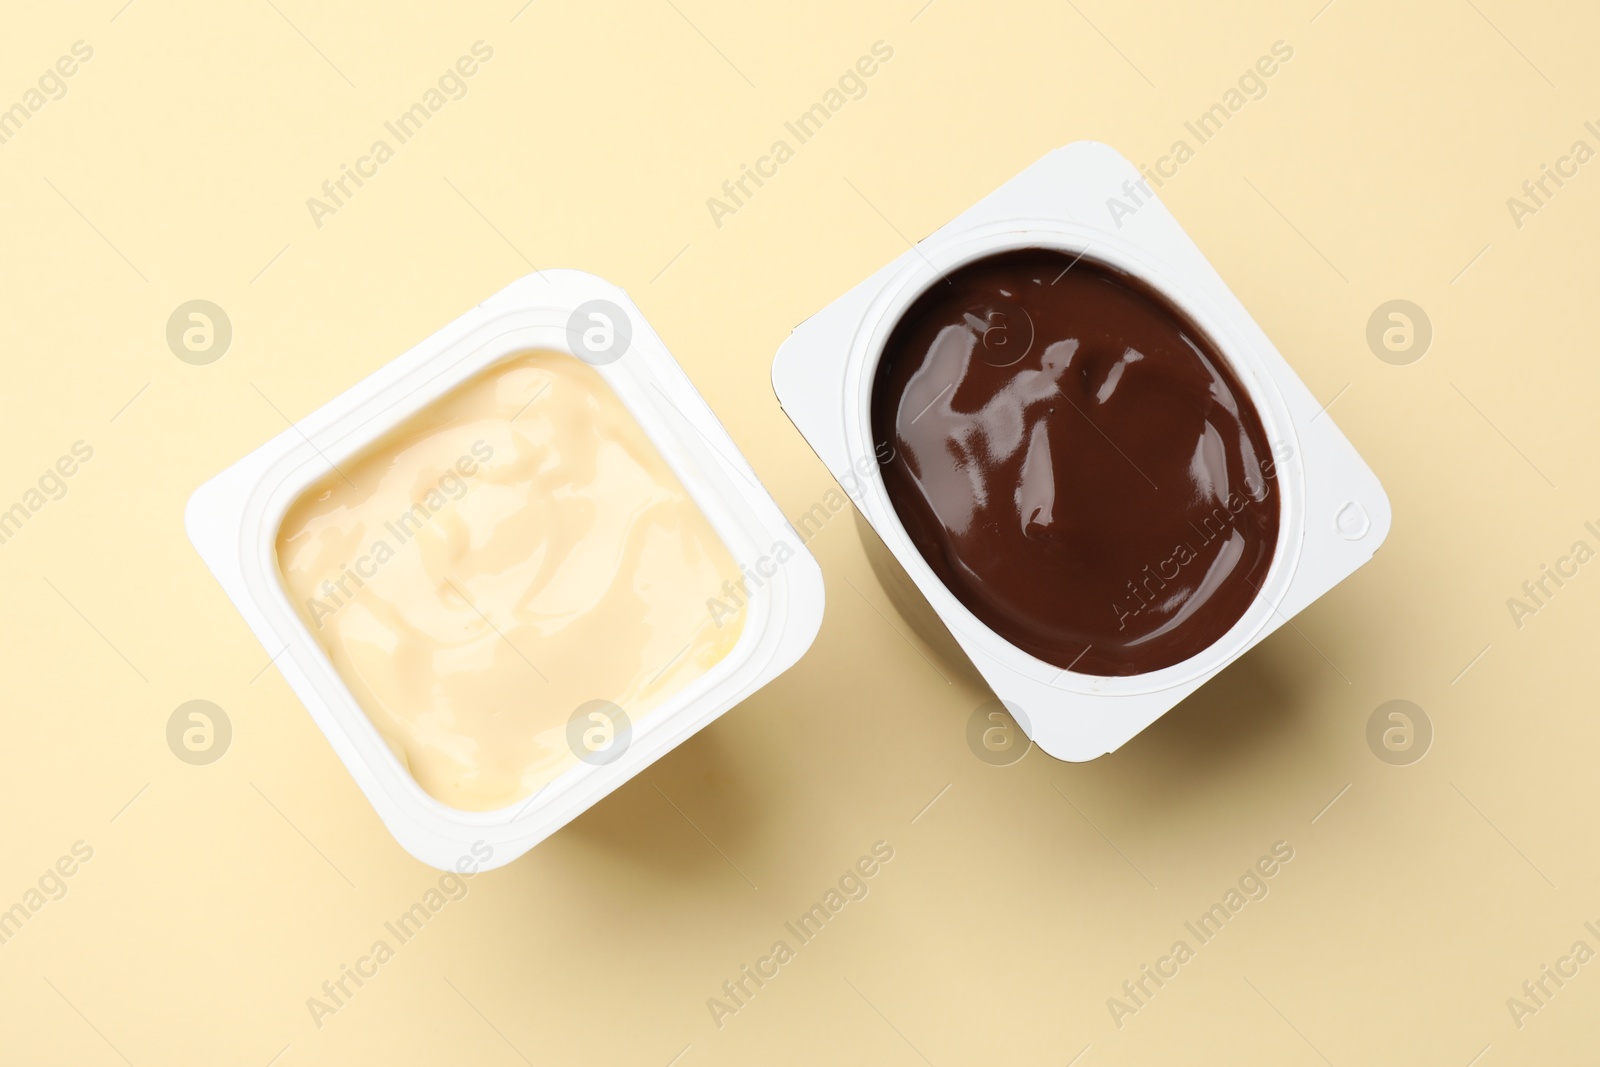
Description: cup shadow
xmin=851 ymin=507 xmax=988 ymax=692
xmin=549 ymin=714 xmax=772 ymax=890
xmin=541 ymin=504 xmax=1312 ymax=889
xmin=851 ymin=502 xmax=1313 ymax=805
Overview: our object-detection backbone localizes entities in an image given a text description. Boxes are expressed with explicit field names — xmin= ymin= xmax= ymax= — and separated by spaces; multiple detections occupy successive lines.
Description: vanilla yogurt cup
xmin=189 ymin=271 xmax=823 ymax=870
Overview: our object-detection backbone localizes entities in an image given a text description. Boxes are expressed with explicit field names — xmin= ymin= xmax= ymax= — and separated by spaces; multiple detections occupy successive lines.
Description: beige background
xmin=2 ymin=0 xmax=1596 ymax=1063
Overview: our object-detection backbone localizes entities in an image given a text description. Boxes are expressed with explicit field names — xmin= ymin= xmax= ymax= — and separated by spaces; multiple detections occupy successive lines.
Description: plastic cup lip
xmin=838 ymin=220 xmax=1308 ymax=696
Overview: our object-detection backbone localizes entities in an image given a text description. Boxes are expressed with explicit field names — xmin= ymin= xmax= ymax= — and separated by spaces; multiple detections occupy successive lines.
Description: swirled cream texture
xmin=276 ymin=351 xmax=744 ymax=811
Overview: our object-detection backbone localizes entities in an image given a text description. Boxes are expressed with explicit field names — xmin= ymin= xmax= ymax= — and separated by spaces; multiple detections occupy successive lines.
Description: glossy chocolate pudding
xmin=870 ymin=248 xmax=1279 ymax=677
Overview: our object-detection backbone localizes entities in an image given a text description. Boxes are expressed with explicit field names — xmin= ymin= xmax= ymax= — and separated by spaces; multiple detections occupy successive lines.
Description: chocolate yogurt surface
xmin=870 ymin=247 xmax=1280 ymax=676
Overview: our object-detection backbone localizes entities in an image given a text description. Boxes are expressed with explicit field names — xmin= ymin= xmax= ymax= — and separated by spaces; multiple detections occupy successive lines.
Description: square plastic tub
xmin=188 ymin=270 xmax=823 ymax=870
xmin=772 ymin=142 xmax=1390 ymax=761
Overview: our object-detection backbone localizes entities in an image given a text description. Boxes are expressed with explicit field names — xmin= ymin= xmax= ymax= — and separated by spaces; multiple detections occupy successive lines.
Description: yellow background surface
xmin=2 ymin=0 xmax=1596 ymax=1063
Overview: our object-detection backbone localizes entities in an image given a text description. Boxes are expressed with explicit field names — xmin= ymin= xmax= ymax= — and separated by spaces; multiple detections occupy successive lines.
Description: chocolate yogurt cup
xmin=773 ymin=143 xmax=1389 ymax=760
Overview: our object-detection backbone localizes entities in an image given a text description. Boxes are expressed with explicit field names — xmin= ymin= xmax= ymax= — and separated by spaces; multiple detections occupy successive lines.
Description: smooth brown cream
xmin=871 ymin=248 xmax=1280 ymax=677
xmin=277 ymin=350 xmax=744 ymax=810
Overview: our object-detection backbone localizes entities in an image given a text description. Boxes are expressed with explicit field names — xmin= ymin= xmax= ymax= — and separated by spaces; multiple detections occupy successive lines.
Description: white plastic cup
xmin=774 ymin=142 xmax=1390 ymax=760
xmin=188 ymin=271 xmax=824 ymax=870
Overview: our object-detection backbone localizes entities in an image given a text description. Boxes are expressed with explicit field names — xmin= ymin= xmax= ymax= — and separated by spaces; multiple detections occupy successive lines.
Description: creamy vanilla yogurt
xmin=276 ymin=350 xmax=745 ymax=811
